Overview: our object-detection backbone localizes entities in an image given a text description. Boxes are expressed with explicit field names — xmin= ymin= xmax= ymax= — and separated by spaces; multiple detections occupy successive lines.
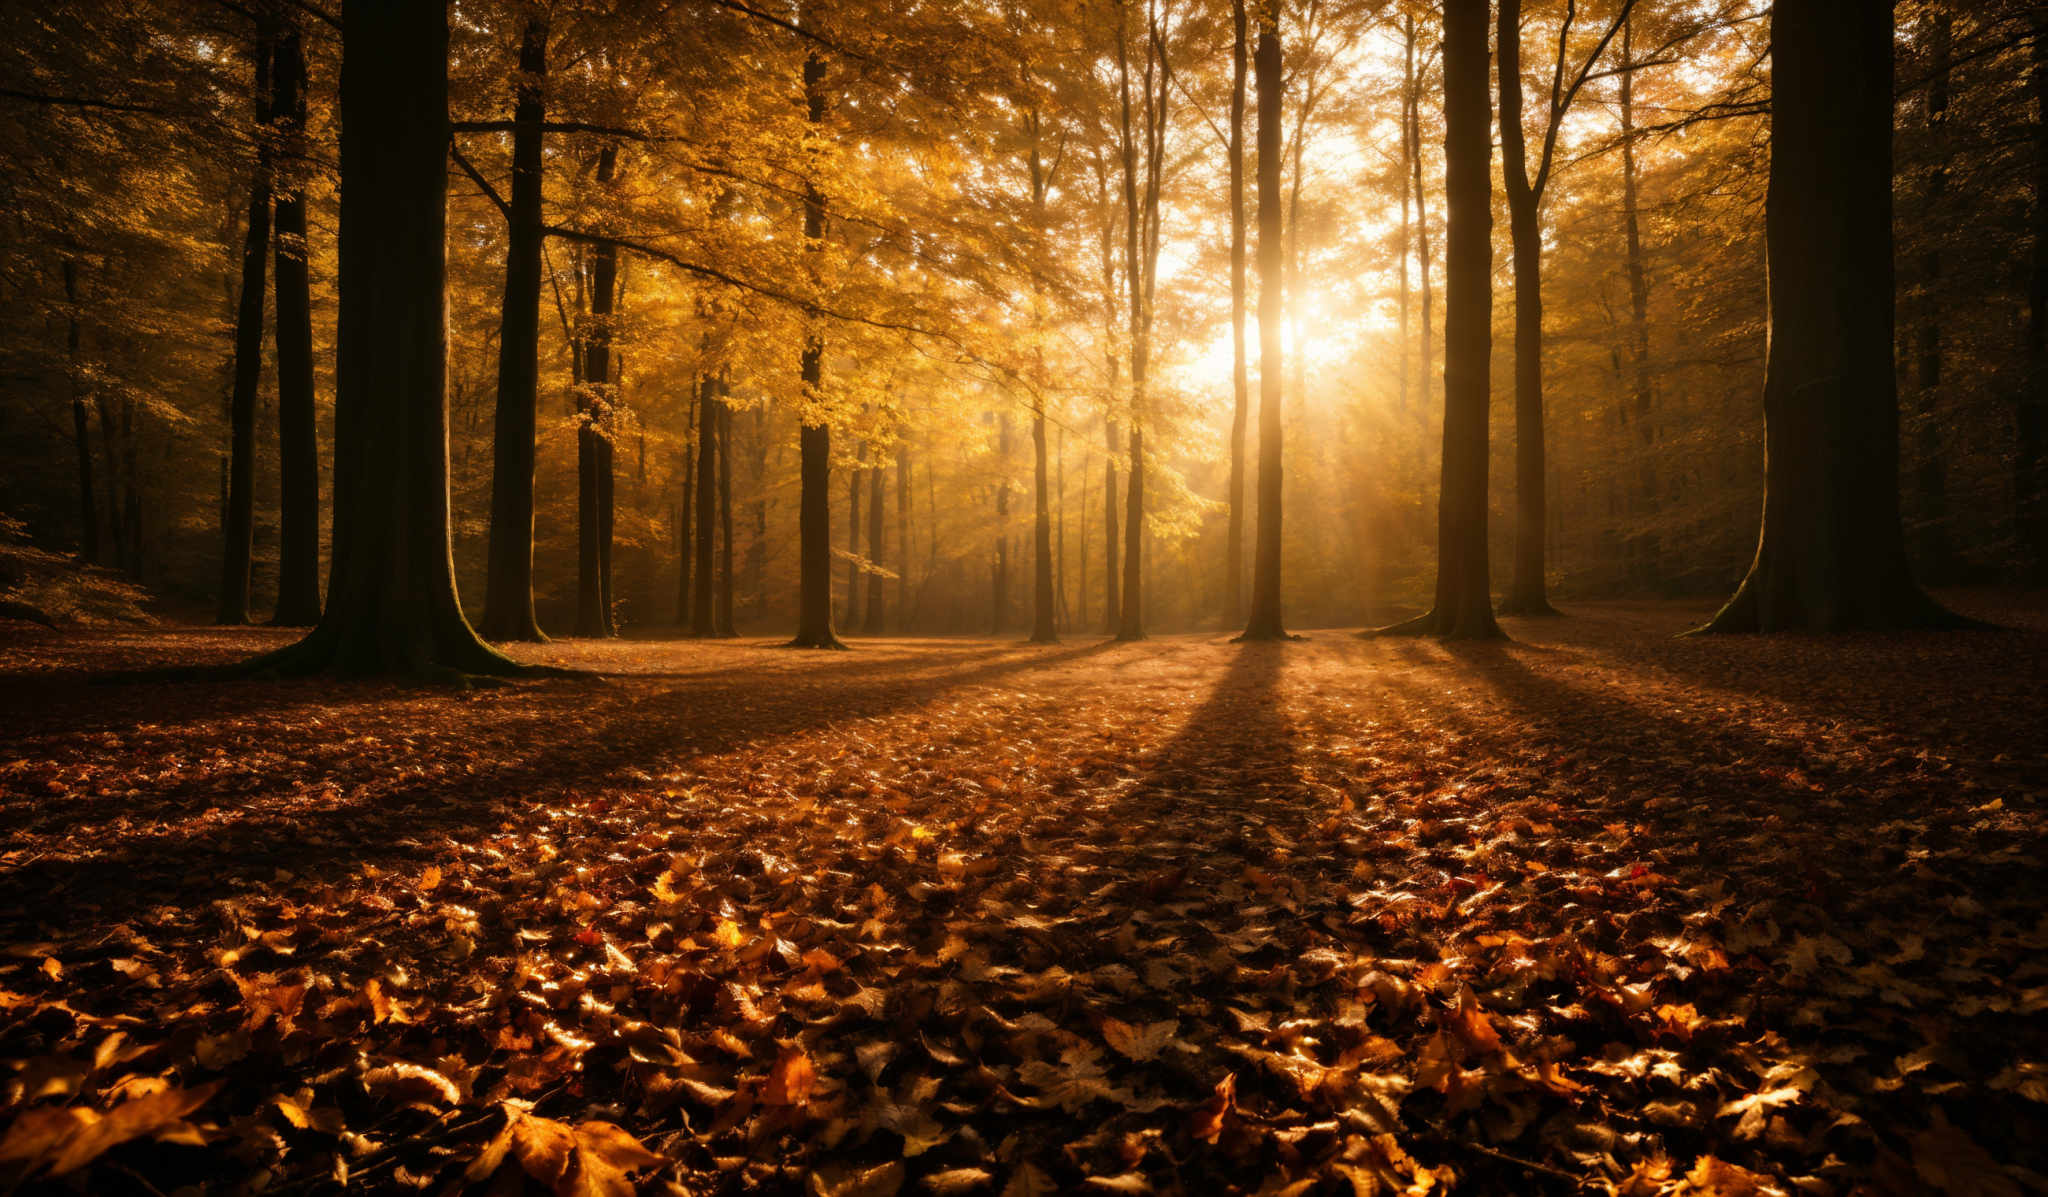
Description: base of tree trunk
xmin=1027 ymin=632 xmax=1059 ymax=645
xmin=1362 ymin=607 xmax=1506 ymax=641
xmin=1690 ymin=571 xmax=1976 ymax=635
xmin=1233 ymin=629 xmax=1303 ymax=642
xmin=786 ymin=632 xmax=848 ymax=650
xmin=477 ymin=613 xmax=548 ymax=644
xmin=1497 ymin=594 xmax=1562 ymax=617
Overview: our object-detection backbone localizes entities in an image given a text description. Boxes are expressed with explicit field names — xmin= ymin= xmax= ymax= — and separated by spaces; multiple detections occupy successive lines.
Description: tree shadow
xmin=0 ymin=640 xmax=1120 ymax=935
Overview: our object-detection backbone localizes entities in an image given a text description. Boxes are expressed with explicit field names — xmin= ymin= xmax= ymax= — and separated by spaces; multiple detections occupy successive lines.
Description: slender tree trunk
xmin=864 ymin=433 xmax=885 ymax=632
xmin=1700 ymin=0 xmax=1953 ymax=632
xmin=1056 ymin=424 xmax=1069 ymax=632
xmin=1378 ymin=0 xmax=1500 ymax=639
xmin=717 ymin=395 xmax=737 ymax=636
xmin=1224 ymin=0 xmax=1249 ymax=626
xmin=896 ymin=442 xmax=911 ymax=632
xmin=479 ymin=14 xmax=548 ymax=640
xmin=1411 ymin=42 xmax=1434 ymax=479
xmin=1030 ymin=406 xmax=1056 ymax=640
xmin=1497 ymin=0 xmax=1557 ymax=616
xmin=691 ymin=375 xmax=719 ymax=634
xmin=248 ymin=0 xmax=524 ymax=679
xmin=677 ymin=398 xmax=695 ymax=623
xmin=220 ymin=26 xmax=274 ymax=626
xmin=575 ymin=146 xmax=619 ymax=637
xmin=1397 ymin=17 xmax=1414 ymax=430
xmin=790 ymin=36 xmax=843 ymax=648
xmin=1619 ymin=13 xmax=1657 ymax=588
xmin=1241 ymin=3 xmax=1289 ymax=640
xmin=271 ymin=18 xmax=321 ymax=626
xmin=63 ymin=260 xmax=98 ymax=564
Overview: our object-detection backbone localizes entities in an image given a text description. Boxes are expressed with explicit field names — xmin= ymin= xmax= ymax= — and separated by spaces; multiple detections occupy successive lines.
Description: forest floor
xmin=0 ymin=595 xmax=2043 ymax=1197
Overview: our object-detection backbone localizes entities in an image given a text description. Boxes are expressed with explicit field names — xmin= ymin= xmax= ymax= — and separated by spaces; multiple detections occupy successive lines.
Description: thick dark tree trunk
xmin=1700 ymin=0 xmax=1952 ymax=632
xmin=1376 ymin=0 xmax=1500 ymax=639
xmin=270 ymin=19 xmax=321 ymax=627
xmin=247 ymin=0 xmax=524 ymax=680
xmin=1240 ymin=8 xmax=1289 ymax=641
xmin=219 ymin=28 xmax=274 ymax=626
xmin=864 ymin=435 xmax=885 ymax=633
xmin=691 ymin=375 xmax=718 ymax=635
xmin=1496 ymin=0 xmax=1558 ymax=617
xmin=1118 ymin=427 xmax=1144 ymax=640
xmin=717 ymin=397 xmax=737 ymax=636
xmin=63 ymin=260 xmax=97 ymax=564
xmin=1030 ymin=407 xmax=1056 ymax=641
xmin=1224 ymin=0 xmax=1249 ymax=627
xmin=574 ymin=147 xmax=620 ymax=638
xmin=790 ymin=41 xmax=843 ymax=649
xmin=1104 ymin=423 xmax=1120 ymax=635
xmin=479 ymin=14 xmax=548 ymax=641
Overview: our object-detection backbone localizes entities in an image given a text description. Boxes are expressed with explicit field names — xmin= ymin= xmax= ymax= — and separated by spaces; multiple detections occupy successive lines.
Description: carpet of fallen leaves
xmin=0 ymin=595 xmax=2044 ymax=1197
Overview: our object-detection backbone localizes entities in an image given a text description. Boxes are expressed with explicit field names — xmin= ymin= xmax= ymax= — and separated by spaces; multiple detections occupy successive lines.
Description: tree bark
xmin=1496 ymin=0 xmax=1558 ymax=616
xmin=676 ymin=397 xmax=695 ymax=623
xmin=691 ymin=374 xmax=719 ymax=635
xmin=864 ymin=430 xmax=886 ymax=633
xmin=1030 ymin=406 xmax=1056 ymax=641
xmin=63 ymin=259 xmax=97 ymax=564
xmin=479 ymin=14 xmax=548 ymax=641
xmin=1224 ymin=0 xmax=1249 ymax=627
xmin=790 ymin=35 xmax=843 ymax=648
xmin=1240 ymin=2 xmax=1289 ymax=640
xmin=247 ymin=0 xmax=525 ymax=679
xmin=219 ymin=25 xmax=273 ymax=626
xmin=1699 ymin=0 xmax=1952 ymax=632
xmin=575 ymin=145 xmax=620 ymax=638
xmin=717 ymin=395 xmax=737 ymax=636
xmin=896 ymin=443 xmax=911 ymax=632
xmin=270 ymin=17 xmax=321 ymax=627
xmin=1376 ymin=0 xmax=1500 ymax=639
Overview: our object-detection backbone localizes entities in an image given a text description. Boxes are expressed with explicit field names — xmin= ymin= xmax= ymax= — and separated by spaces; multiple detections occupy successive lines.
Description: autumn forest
xmin=0 ymin=0 xmax=2044 ymax=1193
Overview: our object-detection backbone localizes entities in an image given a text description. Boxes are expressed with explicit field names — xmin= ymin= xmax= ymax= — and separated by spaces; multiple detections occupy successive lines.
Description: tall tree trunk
xmin=864 ymin=433 xmax=885 ymax=632
xmin=677 ymin=398 xmax=695 ymax=623
xmin=1224 ymin=0 xmax=1249 ymax=627
xmin=1619 ymin=12 xmax=1657 ymax=587
xmin=1912 ymin=7 xmax=1954 ymax=579
xmin=691 ymin=375 xmax=719 ymax=635
xmin=1241 ymin=3 xmax=1289 ymax=640
xmin=1497 ymin=0 xmax=1558 ymax=616
xmin=63 ymin=259 xmax=97 ymax=564
xmin=1030 ymin=407 xmax=1056 ymax=640
xmin=271 ymin=17 xmax=321 ymax=626
xmin=219 ymin=25 xmax=274 ymax=626
xmin=575 ymin=146 xmax=619 ymax=637
xmin=2022 ymin=6 xmax=2048 ymax=579
xmin=716 ymin=394 xmax=737 ymax=636
xmin=480 ymin=13 xmax=548 ymax=641
xmin=896 ymin=443 xmax=911 ymax=632
xmin=1379 ymin=0 xmax=1500 ymax=639
xmin=790 ymin=35 xmax=843 ymax=648
xmin=249 ymin=0 xmax=523 ymax=679
xmin=1700 ymin=0 xmax=1952 ymax=632
xmin=1411 ymin=35 xmax=1434 ymax=487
